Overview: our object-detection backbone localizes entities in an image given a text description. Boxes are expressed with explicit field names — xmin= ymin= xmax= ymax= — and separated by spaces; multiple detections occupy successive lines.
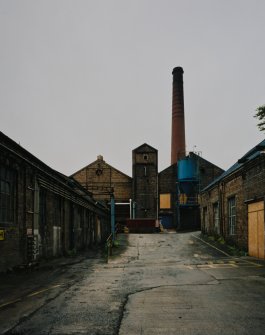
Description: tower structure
xmin=132 ymin=144 xmax=158 ymax=219
xmin=171 ymin=67 xmax=186 ymax=165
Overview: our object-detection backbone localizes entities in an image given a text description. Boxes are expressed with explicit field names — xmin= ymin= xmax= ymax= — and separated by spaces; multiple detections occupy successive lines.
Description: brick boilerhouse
xmin=0 ymin=132 xmax=110 ymax=273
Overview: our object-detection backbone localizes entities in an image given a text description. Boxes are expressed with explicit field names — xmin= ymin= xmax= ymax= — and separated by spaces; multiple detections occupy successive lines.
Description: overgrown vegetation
xmin=254 ymin=105 xmax=265 ymax=132
xmin=201 ymin=233 xmax=247 ymax=257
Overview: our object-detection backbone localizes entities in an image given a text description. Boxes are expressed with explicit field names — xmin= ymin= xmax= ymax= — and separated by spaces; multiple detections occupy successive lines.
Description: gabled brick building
xmin=71 ymin=144 xmax=223 ymax=231
xmin=159 ymin=153 xmax=223 ymax=229
xmin=200 ymin=140 xmax=265 ymax=259
xmin=71 ymin=155 xmax=132 ymax=224
xmin=0 ymin=132 xmax=109 ymax=272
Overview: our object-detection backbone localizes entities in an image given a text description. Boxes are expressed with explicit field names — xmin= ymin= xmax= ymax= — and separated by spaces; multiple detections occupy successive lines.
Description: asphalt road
xmin=1 ymin=231 xmax=265 ymax=335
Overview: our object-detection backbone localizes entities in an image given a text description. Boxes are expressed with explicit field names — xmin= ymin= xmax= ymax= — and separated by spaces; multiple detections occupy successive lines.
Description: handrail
xmin=105 ymin=226 xmax=119 ymax=263
xmin=106 ymin=233 xmax=113 ymax=263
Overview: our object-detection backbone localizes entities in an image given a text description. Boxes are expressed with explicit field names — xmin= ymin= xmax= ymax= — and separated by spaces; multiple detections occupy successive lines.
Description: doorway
xmin=248 ymin=201 xmax=264 ymax=259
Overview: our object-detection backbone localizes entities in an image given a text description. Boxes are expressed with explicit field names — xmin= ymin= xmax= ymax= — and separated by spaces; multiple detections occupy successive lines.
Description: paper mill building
xmin=71 ymin=67 xmax=223 ymax=230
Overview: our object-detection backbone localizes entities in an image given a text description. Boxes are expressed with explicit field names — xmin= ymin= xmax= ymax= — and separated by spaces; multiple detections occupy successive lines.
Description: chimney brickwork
xmin=171 ymin=67 xmax=186 ymax=165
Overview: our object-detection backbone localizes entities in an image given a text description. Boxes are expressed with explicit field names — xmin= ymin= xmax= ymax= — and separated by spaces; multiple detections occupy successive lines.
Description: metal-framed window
xmin=228 ymin=196 xmax=236 ymax=235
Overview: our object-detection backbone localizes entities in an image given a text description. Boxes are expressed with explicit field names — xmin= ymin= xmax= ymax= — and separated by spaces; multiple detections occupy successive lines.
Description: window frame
xmin=0 ymin=166 xmax=15 ymax=224
xmin=228 ymin=196 xmax=236 ymax=235
xmin=213 ymin=202 xmax=220 ymax=234
xmin=202 ymin=206 xmax=208 ymax=231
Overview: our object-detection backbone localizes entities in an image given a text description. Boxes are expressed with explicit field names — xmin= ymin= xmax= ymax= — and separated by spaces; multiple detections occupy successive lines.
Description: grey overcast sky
xmin=1 ymin=0 xmax=264 ymax=176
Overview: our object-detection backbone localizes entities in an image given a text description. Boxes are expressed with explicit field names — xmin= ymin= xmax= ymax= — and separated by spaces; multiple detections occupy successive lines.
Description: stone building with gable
xmin=71 ymin=143 xmax=223 ymax=230
xmin=0 ymin=131 xmax=109 ymax=273
xmin=200 ymin=139 xmax=265 ymax=259
xmin=71 ymin=155 xmax=133 ymax=224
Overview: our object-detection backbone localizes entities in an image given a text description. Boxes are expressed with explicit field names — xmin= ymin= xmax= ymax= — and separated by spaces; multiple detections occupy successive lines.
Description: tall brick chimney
xmin=171 ymin=67 xmax=186 ymax=165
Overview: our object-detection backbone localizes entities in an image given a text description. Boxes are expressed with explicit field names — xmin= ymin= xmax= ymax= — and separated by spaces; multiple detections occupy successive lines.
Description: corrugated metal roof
xmin=201 ymin=139 xmax=265 ymax=192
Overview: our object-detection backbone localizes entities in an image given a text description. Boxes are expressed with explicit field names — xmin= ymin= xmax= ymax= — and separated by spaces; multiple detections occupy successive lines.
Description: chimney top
xmin=97 ymin=155 xmax=104 ymax=161
xmin=172 ymin=67 xmax=184 ymax=75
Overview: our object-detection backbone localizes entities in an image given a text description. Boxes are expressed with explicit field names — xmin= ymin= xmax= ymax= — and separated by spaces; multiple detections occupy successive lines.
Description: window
xmin=202 ymin=207 xmax=208 ymax=231
xmin=228 ymin=197 xmax=236 ymax=235
xmin=213 ymin=202 xmax=220 ymax=234
xmin=0 ymin=166 xmax=15 ymax=223
xmin=39 ymin=188 xmax=47 ymax=238
xmin=160 ymin=194 xmax=171 ymax=209
xmin=143 ymin=154 xmax=148 ymax=161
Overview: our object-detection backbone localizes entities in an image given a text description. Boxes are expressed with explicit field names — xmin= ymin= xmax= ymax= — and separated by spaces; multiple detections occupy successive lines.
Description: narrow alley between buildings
xmin=1 ymin=231 xmax=265 ymax=335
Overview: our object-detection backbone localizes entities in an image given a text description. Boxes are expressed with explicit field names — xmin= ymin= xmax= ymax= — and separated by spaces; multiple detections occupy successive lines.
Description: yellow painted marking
xmin=0 ymin=229 xmax=5 ymax=241
xmin=229 ymin=263 xmax=238 ymax=267
xmin=191 ymin=234 xmax=231 ymax=257
xmin=185 ymin=265 xmax=194 ymax=270
xmin=192 ymin=234 xmax=264 ymax=267
xmin=27 ymin=284 xmax=61 ymax=297
xmin=0 ymin=298 xmax=22 ymax=309
xmin=0 ymin=284 xmax=62 ymax=309
xmin=200 ymin=266 xmax=239 ymax=270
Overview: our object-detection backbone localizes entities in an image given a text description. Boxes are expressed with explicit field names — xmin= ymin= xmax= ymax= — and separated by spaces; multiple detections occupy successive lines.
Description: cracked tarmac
xmin=1 ymin=231 xmax=265 ymax=335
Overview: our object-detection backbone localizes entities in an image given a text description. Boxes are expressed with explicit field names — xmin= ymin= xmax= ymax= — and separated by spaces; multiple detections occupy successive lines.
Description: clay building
xmin=0 ymin=132 xmax=109 ymax=273
xmin=200 ymin=140 xmax=265 ymax=259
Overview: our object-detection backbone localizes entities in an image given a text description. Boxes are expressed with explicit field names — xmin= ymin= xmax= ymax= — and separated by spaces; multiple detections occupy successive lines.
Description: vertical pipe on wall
xmin=110 ymin=196 xmax=115 ymax=240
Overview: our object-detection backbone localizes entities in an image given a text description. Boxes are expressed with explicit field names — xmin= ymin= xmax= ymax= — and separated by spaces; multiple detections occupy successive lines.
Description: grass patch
xmin=201 ymin=233 xmax=247 ymax=256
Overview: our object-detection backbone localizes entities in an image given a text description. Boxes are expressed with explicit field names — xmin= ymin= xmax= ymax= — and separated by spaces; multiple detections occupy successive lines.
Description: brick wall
xmin=158 ymin=164 xmax=177 ymax=226
xmin=132 ymin=144 xmax=158 ymax=219
xmin=0 ymin=132 xmax=110 ymax=272
xmin=72 ymin=157 xmax=132 ymax=203
xmin=200 ymin=155 xmax=265 ymax=252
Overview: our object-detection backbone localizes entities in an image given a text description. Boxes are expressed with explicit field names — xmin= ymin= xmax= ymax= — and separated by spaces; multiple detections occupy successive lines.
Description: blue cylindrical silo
xmin=178 ymin=158 xmax=197 ymax=180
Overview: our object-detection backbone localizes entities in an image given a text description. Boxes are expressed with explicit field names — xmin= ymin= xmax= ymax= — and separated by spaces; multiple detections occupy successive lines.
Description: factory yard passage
xmin=1 ymin=231 xmax=265 ymax=335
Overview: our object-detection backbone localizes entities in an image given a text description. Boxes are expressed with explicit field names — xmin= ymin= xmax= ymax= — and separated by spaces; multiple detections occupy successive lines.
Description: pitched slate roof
xmin=202 ymin=139 xmax=265 ymax=192
xmin=132 ymin=143 xmax=158 ymax=153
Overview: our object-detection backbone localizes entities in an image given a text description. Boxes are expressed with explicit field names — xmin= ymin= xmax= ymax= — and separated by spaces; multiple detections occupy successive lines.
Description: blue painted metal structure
xmin=176 ymin=156 xmax=200 ymax=230
xmin=177 ymin=157 xmax=199 ymax=207
xmin=178 ymin=158 xmax=197 ymax=181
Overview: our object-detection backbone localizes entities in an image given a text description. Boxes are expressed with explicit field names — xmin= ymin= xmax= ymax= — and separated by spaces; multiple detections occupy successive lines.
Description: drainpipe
xmin=219 ymin=182 xmax=225 ymax=236
xmin=110 ymin=196 xmax=115 ymax=241
xmin=129 ymin=199 xmax=132 ymax=219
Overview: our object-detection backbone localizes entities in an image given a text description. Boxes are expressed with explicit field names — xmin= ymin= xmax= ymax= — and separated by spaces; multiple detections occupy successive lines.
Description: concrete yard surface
xmin=1 ymin=232 xmax=265 ymax=335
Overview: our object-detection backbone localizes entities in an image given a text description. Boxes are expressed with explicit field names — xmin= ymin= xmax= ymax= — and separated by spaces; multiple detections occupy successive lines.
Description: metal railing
xmin=105 ymin=226 xmax=119 ymax=263
xmin=105 ymin=233 xmax=113 ymax=263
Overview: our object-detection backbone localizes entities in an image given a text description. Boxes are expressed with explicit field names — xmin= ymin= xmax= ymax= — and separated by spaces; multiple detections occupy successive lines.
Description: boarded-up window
xmin=160 ymin=194 xmax=171 ymax=209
